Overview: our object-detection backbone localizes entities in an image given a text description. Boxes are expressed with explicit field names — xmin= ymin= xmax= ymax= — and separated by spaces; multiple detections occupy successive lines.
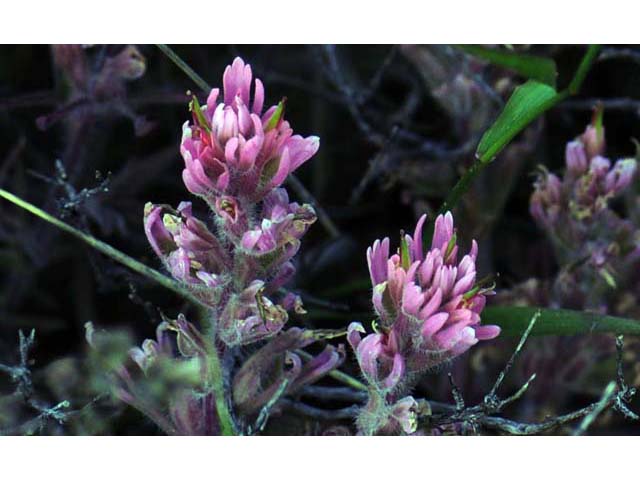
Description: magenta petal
xmin=401 ymin=282 xmax=423 ymax=316
xmin=347 ymin=322 xmax=365 ymax=350
xmin=383 ymin=353 xmax=405 ymax=390
xmin=286 ymin=135 xmax=320 ymax=171
xmin=144 ymin=205 xmax=175 ymax=257
xmin=239 ymin=134 xmax=262 ymax=171
xmin=473 ymin=325 xmax=501 ymax=340
xmin=419 ymin=288 xmax=443 ymax=321
xmin=357 ymin=334 xmax=383 ymax=381
xmin=452 ymin=270 xmax=476 ymax=297
xmin=367 ymin=237 xmax=390 ymax=286
xmin=182 ymin=169 xmax=206 ymax=195
xmin=411 ymin=214 xmax=426 ymax=261
xmin=206 ymin=88 xmax=220 ymax=112
xmin=241 ymin=230 xmax=262 ymax=251
xmin=223 ymin=57 xmax=246 ymax=105
xmin=215 ymin=166 xmax=230 ymax=192
xmin=268 ymin=148 xmax=291 ymax=189
xmin=432 ymin=211 xmax=454 ymax=252
xmin=421 ymin=312 xmax=449 ymax=339
xmin=252 ymin=78 xmax=264 ymax=115
xmin=566 ymin=140 xmax=587 ymax=175
xmin=224 ymin=137 xmax=239 ymax=165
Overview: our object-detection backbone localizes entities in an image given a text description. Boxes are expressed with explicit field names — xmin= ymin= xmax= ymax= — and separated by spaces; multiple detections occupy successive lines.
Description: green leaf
xmin=568 ymin=45 xmax=601 ymax=95
xmin=458 ymin=45 xmax=557 ymax=87
xmin=482 ymin=306 xmax=640 ymax=337
xmin=189 ymin=94 xmax=211 ymax=133
xmin=476 ymin=80 xmax=563 ymax=163
xmin=400 ymin=234 xmax=411 ymax=270
xmin=265 ymin=98 xmax=286 ymax=131
xmin=0 ymin=188 xmax=198 ymax=305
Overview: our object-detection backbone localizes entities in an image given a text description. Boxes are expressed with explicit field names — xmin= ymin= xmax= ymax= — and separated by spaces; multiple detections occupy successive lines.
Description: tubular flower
xmin=529 ymin=117 xmax=639 ymax=309
xmin=349 ymin=212 xmax=500 ymax=394
xmin=241 ymin=188 xmax=317 ymax=260
xmin=232 ymin=327 xmax=345 ymax=415
xmin=87 ymin=316 xmax=220 ymax=436
xmin=180 ymin=57 xmax=319 ymax=202
xmin=144 ymin=57 xmax=322 ymax=346
xmin=531 ymin=120 xmax=637 ymax=228
xmin=143 ymin=202 xmax=229 ymax=296
xmin=218 ymin=280 xmax=288 ymax=346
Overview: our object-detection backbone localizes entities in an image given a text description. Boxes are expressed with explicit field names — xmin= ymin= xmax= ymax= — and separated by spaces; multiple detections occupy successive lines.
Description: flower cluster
xmin=133 ymin=57 xmax=347 ymax=433
xmin=180 ymin=57 xmax=319 ymax=203
xmin=348 ymin=212 xmax=500 ymax=434
xmin=144 ymin=57 xmax=319 ymax=346
xmin=87 ymin=316 xmax=217 ymax=436
xmin=531 ymin=119 xmax=636 ymax=230
xmin=530 ymin=115 xmax=639 ymax=308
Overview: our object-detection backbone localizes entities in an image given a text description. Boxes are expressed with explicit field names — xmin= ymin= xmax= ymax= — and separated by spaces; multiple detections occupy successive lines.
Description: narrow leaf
xmin=482 ymin=306 xmax=640 ymax=337
xmin=568 ymin=45 xmax=601 ymax=95
xmin=0 ymin=189 xmax=199 ymax=305
xmin=476 ymin=80 xmax=562 ymax=163
xmin=458 ymin=45 xmax=557 ymax=87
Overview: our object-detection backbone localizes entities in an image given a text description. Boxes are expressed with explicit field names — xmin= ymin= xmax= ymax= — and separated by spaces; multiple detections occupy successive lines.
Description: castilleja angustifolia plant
xmin=348 ymin=212 xmax=500 ymax=434
xmin=133 ymin=57 xmax=503 ymax=435
xmin=124 ymin=57 xmax=346 ymax=434
xmin=530 ymin=110 xmax=638 ymax=309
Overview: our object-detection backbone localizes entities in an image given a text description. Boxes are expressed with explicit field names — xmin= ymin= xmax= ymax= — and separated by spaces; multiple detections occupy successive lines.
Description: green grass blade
xmin=568 ymin=45 xmax=601 ymax=94
xmin=482 ymin=306 xmax=640 ymax=337
xmin=458 ymin=45 xmax=557 ymax=87
xmin=0 ymin=188 xmax=199 ymax=305
xmin=156 ymin=44 xmax=212 ymax=93
xmin=476 ymin=80 xmax=562 ymax=163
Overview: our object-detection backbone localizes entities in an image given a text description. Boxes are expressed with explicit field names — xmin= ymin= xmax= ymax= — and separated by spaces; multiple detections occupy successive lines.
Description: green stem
xmin=0 ymin=188 xmax=202 ymax=305
xmin=156 ymin=44 xmax=212 ymax=93
xmin=296 ymin=349 xmax=367 ymax=391
xmin=206 ymin=342 xmax=237 ymax=436
xmin=0 ymin=188 xmax=239 ymax=435
xmin=431 ymin=45 xmax=599 ymax=232
xmin=569 ymin=45 xmax=601 ymax=95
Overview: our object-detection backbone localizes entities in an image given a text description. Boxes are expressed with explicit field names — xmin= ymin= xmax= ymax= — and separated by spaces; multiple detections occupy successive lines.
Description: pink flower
xmin=240 ymin=188 xmax=316 ymax=262
xmin=180 ymin=57 xmax=319 ymax=202
xmin=232 ymin=327 xmax=345 ymax=414
xmin=143 ymin=202 xmax=229 ymax=302
xmin=218 ymin=280 xmax=288 ymax=346
xmin=532 ymin=119 xmax=637 ymax=230
xmin=350 ymin=212 xmax=500 ymax=393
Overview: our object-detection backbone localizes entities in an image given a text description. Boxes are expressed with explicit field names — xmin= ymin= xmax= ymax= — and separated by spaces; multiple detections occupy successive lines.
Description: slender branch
xmin=280 ymin=399 xmax=359 ymax=420
xmin=299 ymin=385 xmax=368 ymax=403
xmin=572 ymin=381 xmax=617 ymax=436
xmin=599 ymin=47 xmax=640 ymax=64
xmin=486 ymin=310 xmax=540 ymax=402
xmin=250 ymin=378 xmax=290 ymax=434
xmin=559 ymin=97 xmax=640 ymax=113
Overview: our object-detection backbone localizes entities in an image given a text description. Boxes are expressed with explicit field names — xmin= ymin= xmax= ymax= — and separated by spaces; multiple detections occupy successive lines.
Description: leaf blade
xmin=458 ymin=45 xmax=557 ymax=87
xmin=482 ymin=306 xmax=640 ymax=337
xmin=476 ymin=80 xmax=562 ymax=163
